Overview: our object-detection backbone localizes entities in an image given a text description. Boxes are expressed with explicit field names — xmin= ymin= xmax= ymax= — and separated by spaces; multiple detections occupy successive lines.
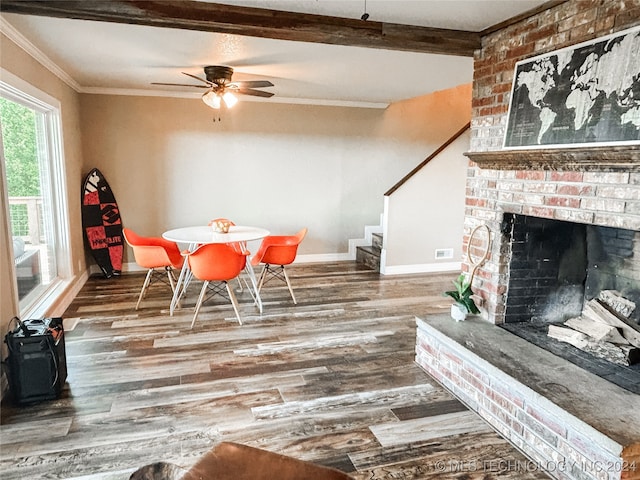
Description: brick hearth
xmin=415 ymin=315 xmax=640 ymax=480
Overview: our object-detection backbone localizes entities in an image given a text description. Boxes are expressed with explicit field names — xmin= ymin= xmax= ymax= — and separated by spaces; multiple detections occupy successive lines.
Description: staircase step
xmin=356 ymin=245 xmax=381 ymax=272
xmin=372 ymin=233 xmax=383 ymax=250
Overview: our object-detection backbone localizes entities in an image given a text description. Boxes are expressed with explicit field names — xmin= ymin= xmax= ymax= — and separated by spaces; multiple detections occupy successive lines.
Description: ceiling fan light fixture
xmin=202 ymin=90 xmax=221 ymax=109
xmin=223 ymin=91 xmax=238 ymax=108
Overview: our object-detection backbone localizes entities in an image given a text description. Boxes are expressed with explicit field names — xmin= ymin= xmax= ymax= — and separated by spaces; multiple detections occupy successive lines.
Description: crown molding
xmin=0 ymin=17 xmax=81 ymax=92
xmin=80 ymin=87 xmax=389 ymax=109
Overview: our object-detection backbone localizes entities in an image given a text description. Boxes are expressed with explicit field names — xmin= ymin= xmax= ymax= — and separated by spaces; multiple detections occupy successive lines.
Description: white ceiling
xmin=1 ymin=1 xmax=548 ymax=107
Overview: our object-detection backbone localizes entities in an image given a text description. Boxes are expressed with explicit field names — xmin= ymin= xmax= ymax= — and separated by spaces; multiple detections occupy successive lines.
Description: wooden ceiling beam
xmin=0 ymin=0 xmax=481 ymax=56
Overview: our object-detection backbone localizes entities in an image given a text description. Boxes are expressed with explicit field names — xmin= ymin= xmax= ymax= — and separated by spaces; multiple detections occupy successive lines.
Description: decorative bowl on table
xmin=210 ymin=219 xmax=231 ymax=233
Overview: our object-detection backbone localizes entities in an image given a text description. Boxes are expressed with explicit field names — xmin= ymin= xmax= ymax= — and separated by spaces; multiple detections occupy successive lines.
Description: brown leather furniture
xmin=182 ymin=441 xmax=353 ymax=480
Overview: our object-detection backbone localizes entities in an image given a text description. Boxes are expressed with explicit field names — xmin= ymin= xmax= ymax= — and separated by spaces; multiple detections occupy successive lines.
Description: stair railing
xmin=384 ymin=122 xmax=470 ymax=197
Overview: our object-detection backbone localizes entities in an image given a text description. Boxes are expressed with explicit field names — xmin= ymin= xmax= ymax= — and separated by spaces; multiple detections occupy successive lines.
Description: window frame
xmin=0 ymin=68 xmax=72 ymax=317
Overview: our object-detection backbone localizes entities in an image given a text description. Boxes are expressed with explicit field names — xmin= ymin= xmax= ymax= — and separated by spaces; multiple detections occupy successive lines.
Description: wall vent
xmin=435 ymin=248 xmax=454 ymax=260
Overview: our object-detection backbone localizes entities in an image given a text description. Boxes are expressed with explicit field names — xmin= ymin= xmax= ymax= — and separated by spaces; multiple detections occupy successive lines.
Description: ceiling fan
xmin=152 ymin=65 xmax=274 ymax=109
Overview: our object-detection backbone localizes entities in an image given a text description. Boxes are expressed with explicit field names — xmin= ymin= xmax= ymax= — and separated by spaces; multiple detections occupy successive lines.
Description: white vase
xmin=450 ymin=303 xmax=467 ymax=322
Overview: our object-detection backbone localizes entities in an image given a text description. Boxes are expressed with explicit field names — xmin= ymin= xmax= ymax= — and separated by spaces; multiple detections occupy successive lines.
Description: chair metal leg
xmin=170 ymin=257 xmax=189 ymax=316
xmin=166 ymin=267 xmax=176 ymax=293
xmin=226 ymin=282 xmax=243 ymax=325
xmin=136 ymin=268 xmax=154 ymax=310
xmin=282 ymin=266 xmax=297 ymax=304
xmin=257 ymin=264 xmax=268 ymax=292
xmin=191 ymin=280 xmax=209 ymax=329
xmin=166 ymin=267 xmax=181 ymax=308
xmin=241 ymin=267 xmax=257 ymax=305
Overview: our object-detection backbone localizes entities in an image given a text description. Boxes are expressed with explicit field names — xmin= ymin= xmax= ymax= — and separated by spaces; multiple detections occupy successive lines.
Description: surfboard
xmin=81 ymin=168 xmax=123 ymax=278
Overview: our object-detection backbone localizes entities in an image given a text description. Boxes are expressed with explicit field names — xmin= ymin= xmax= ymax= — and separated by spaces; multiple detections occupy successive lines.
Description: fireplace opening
xmin=498 ymin=213 xmax=640 ymax=394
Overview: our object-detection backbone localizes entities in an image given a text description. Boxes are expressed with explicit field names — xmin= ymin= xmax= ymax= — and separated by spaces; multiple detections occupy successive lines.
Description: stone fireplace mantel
xmin=465 ymin=145 xmax=640 ymax=172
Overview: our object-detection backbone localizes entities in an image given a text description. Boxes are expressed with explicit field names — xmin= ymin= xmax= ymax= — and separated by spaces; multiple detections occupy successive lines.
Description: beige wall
xmin=383 ymin=130 xmax=471 ymax=271
xmin=80 ymin=83 xmax=472 ymax=264
xmin=0 ymin=33 xmax=86 ymax=356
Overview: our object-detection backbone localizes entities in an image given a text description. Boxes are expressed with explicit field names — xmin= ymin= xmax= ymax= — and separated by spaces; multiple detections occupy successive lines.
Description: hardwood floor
xmin=1 ymin=262 xmax=550 ymax=479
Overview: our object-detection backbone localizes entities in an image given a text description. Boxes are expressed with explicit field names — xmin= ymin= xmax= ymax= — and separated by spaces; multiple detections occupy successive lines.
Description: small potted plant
xmin=444 ymin=273 xmax=480 ymax=321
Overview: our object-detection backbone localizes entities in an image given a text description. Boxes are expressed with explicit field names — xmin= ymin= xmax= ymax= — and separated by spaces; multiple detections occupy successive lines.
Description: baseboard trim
xmin=115 ymin=255 xmax=354 ymax=274
xmin=295 ymin=253 xmax=353 ymax=263
xmin=381 ymin=261 xmax=461 ymax=276
xmin=118 ymin=257 xmax=456 ymax=271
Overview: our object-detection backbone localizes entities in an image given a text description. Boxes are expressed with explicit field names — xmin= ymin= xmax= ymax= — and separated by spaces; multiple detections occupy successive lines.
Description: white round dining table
xmin=163 ymin=225 xmax=270 ymax=246
xmin=162 ymin=225 xmax=270 ymax=317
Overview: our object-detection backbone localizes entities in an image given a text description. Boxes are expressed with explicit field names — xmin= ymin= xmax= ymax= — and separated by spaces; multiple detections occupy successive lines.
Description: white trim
xmin=114 ymin=254 xmax=353 ymax=276
xmin=21 ymin=271 xmax=87 ymax=319
xmin=81 ymin=87 xmax=390 ymax=109
xmin=46 ymin=271 xmax=89 ymax=317
xmin=120 ymin=257 xmax=457 ymax=274
xmin=80 ymin=87 xmax=203 ymax=98
xmin=381 ymin=261 xmax=461 ymax=276
xmin=380 ymin=195 xmax=390 ymax=272
xmin=0 ymin=68 xmax=61 ymax=110
xmin=91 ymin=262 xmax=145 ymax=275
xmin=1 ymin=68 xmax=73 ymax=318
xmin=0 ymin=18 xmax=81 ymax=92
xmin=295 ymin=253 xmax=353 ymax=263
xmin=108 ymin=262 xmax=146 ymax=274
xmin=268 ymin=96 xmax=388 ymax=109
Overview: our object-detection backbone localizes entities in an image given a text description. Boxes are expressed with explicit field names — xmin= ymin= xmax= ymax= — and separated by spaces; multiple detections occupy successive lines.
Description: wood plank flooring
xmin=1 ymin=262 xmax=550 ymax=479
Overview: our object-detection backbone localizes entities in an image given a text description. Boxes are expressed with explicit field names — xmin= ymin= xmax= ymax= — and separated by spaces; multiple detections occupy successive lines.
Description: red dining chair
xmin=123 ymin=228 xmax=183 ymax=310
xmin=251 ymin=228 xmax=307 ymax=304
xmin=185 ymin=243 xmax=249 ymax=328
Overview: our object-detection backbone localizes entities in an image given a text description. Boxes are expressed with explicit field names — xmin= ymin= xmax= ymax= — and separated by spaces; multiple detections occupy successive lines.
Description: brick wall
xmin=471 ymin=0 xmax=640 ymax=152
xmin=465 ymin=0 xmax=640 ymax=324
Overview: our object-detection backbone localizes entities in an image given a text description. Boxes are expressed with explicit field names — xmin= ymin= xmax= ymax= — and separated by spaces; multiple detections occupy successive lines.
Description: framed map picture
xmin=503 ymin=25 xmax=640 ymax=149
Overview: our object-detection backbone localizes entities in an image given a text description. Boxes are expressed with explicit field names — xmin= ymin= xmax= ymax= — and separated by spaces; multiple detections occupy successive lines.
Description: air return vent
xmin=435 ymin=248 xmax=454 ymax=260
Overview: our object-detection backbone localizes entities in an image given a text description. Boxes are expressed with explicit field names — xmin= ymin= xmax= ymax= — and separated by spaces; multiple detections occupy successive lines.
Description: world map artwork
xmin=504 ymin=26 xmax=640 ymax=148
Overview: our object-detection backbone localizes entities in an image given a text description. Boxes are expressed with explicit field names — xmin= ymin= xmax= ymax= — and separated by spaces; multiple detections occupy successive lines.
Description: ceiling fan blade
xmin=231 ymin=80 xmax=274 ymax=88
xmin=236 ymin=88 xmax=275 ymax=98
xmin=151 ymin=82 xmax=210 ymax=88
xmin=181 ymin=72 xmax=213 ymax=85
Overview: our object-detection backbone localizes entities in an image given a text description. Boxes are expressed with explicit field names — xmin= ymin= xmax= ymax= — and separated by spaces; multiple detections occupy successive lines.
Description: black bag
xmin=4 ymin=317 xmax=67 ymax=405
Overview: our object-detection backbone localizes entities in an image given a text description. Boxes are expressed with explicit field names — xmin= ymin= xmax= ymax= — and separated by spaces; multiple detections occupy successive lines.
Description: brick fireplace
xmin=463 ymin=168 xmax=640 ymax=327
xmin=416 ymin=165 xmax=640 ymax=478
xmin=415 ymin=2 xmax=640 ymax=480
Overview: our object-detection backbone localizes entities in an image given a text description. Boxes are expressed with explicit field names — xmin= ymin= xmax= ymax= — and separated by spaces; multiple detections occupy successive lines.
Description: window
xmin=1 ymin=70 xmax=70 ymax=316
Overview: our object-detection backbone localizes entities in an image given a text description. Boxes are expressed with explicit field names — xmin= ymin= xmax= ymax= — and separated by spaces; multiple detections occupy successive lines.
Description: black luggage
xmin=4 ymin=317 xmax=67 ymax=405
